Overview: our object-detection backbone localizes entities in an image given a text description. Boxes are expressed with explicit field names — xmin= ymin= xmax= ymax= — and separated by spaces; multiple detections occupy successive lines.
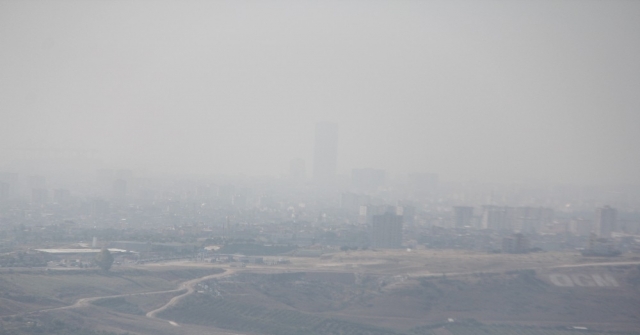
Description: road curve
xmin=11 ymin=268 xmax=235 ymax=319
xmin=146 ymin=269 xmax=235 ymax=320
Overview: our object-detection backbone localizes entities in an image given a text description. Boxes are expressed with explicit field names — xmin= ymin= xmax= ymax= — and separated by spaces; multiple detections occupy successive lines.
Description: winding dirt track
xmin=18 ymin=268 xmax=236 ymax=324
xmin=145 ymin=269 xmax=236 ymax=325
xmin=15 ymin=259 xmax=640 ymax=327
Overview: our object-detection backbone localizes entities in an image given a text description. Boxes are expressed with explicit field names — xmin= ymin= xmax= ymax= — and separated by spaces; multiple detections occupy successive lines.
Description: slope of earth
xmin=336 ymin=266 xmax=640 ymax=332
xmin=158 ymin=265 xmax=640 ymax=334
xmin=0 ymin=266 xmax=223 ymax=316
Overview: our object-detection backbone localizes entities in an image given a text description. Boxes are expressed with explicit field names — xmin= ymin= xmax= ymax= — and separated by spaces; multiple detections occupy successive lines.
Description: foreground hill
xmin=159 ymin=265 xmax=640 ymax=334
xmin=2 ymin=250 xmax=640 ymax=335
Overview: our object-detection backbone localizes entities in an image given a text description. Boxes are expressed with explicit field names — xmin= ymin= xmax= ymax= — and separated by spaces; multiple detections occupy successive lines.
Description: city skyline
xmin=1 ymin=2 xmax=639 ymax=334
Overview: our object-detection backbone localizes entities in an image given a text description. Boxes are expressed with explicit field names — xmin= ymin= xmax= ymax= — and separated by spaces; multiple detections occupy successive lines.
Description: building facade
xmin=454 ymin=206 xmax=474 ymax=228
xmin=371 ymin=212 xmax=403 ymax=248
xmin=595 ymin=206 xmax=617 ymax=238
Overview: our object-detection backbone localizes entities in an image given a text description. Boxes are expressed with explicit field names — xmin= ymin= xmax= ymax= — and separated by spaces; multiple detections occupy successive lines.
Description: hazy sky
xmin=1 ymin=0 xmax=639 ymax=184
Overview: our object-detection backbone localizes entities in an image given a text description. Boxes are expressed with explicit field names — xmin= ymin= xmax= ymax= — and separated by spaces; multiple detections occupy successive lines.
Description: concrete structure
xmin=513 ymin=206 xmax=554 ymax=233
xmin=35 ymin=248 xmax=128 ymax=255
xmin=595 ymin=206 xmax=617 ymax=238
xmin=371 ymin=212 xmax=403 ymax=248
xmin=453 ymin=206 xmax=473 ymax=227
xmin=313 ymin=122 xmax=338 ymax=184
xmin=501 ymin=233 xmax=530 ymax=254
xmin=481 ymin=206 xmax=513 ymax=231
xmin=583 ymin=233 xmax=620 ymax=256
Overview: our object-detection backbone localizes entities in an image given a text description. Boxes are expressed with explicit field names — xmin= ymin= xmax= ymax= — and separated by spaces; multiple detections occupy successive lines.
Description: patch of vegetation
xmin=94 ymin=248 xmax=114 ymax=272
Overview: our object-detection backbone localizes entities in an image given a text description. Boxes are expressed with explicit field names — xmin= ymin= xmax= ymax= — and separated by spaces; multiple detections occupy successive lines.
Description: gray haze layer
xmin=1 ymin=0 xmax=639 ymax=184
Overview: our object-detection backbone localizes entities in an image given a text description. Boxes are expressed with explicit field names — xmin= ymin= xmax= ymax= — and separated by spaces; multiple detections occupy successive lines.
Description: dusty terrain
xmin=1 ymin=250 xmax=640 ymax=334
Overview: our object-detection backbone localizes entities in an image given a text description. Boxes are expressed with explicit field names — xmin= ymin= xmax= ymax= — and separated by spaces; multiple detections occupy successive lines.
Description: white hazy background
xmin=1 ymin=0 xmax=639 ymax=184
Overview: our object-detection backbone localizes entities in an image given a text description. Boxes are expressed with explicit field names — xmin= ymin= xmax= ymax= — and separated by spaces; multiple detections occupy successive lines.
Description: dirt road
xmin=15 ymin=268 xmax=235 ymax=320
xmin=146 ymin=269 xmax=236 ymax=323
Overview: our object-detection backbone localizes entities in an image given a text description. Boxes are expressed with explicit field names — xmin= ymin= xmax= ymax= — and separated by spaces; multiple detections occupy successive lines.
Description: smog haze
xmin=1 ymin=0 xmax=639 ymax=184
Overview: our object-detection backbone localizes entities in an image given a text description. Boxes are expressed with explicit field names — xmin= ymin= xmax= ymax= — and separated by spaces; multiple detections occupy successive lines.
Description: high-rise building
xmin=313 ymin=122 xmax=338 ymax=183
xmin=512 ymin=207 xmax=554 ymax=233
xmin=454 ymin=206 xmax=474 ymax=228
xmin=481 ymin=205 xmax=503 ymax=230
xmin=595 ymin=206 xmax=617 ymax=238
xmin=371 ymin=212 xmax=403 ymax=248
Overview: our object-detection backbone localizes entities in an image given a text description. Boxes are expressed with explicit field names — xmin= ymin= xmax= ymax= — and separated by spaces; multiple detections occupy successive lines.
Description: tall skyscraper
xmin=313 ymin=122 xmax=338 ymax=183
xmin=481 ymin=205 xmax=515 ymax=231
xmin=595 ymin=206 xmax=617 ymax=238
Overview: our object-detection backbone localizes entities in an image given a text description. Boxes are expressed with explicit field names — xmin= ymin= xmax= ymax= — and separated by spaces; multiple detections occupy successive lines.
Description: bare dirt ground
xmin=146 ymin=269 xmax=236 ymax=323
xmin=3 ymin=250 xmax=640 ymax=334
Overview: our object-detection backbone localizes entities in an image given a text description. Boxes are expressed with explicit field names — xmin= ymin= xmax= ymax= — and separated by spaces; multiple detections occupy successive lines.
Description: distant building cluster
xmin=0 ymin=122 xmax=639 ymax=267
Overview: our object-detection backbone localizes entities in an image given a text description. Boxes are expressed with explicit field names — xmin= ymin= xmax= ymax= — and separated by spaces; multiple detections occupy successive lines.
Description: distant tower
xmin=313 ymin=122 xmax=338 ymax=184
xmin=595 ymin=206 xmax=617 ymax=238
